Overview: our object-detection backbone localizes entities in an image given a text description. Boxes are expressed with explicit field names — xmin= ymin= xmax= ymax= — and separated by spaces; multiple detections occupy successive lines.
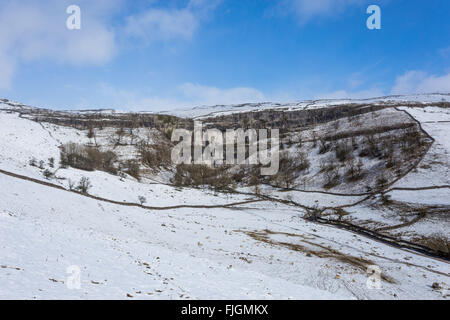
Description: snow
xmin=0 ymin=97 xmax=449 ymax=300
xmin=389 ymin=107 xmax=450 ymax=194
xmin=388 ymin=189 xmax=450 ymax=206
xmin=0 ymin=112 xmax=61 ymax=180
xmin=158 ymin=94 xmax=450 ymax=119
xmin=1 ymin=172 xmax=448 ymax=299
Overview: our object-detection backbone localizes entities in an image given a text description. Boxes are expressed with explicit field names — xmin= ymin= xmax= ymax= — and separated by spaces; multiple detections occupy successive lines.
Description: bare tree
xmin=346 ymin=158 xmax=364 ymax=181
xmin=77 ymin=177 xmax=92 ymax=194
xmin=323 ymin=166 xmax=340 ymax=189
xmin=138 ymin=196 xmax=147 ymax=205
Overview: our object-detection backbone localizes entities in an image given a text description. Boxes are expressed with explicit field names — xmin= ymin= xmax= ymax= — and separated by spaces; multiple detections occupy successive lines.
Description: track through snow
xmin=0 ymin=172 xmax=448 ymax=299
xmin=0 ymin=99 xmax=449 ymax=300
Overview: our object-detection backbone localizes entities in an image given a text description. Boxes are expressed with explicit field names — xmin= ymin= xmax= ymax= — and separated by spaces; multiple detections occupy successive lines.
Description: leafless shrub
xmin=274 ymin=151 xmax=306 ymax=189
xmin=249 ymin=169 xmax=262 ymax=195
xmin=323 ymin=166 xmax=340 ymax=189
xmin=305 ymin=206 xmax=322 ymax=222
xmin=48 ymin=157 xmax=55 ymax=168
xmin=335 ymin=141 xmax=353 ymax=162
xmin=414 ymin=235 xmax=450 ymax=257
xmin=76 ymin=177 xmax=92 ymax=194
xmin=123 ymin=159 xmax=141 ymax=180
xmin=398 ymin=126 xmax=425 ymax=156
xmin=138 ymin=141 xmax=172 ymax=169
xmin=111 ymin=127 xmax=126 ymax=146
xmin=138 ymin=196 xmax=147 ymax=205
xmin=333 ymin=120 xmax=340 ymax=130
xmin=346 ymin=158 xmax=365 ymax=182
xmin=319 ymin=156 xmax=336 ymax=173
xmin=318 ymin=139 xmax=331 ymax=154
xmin=173 ymin=164 xmax=234 ymax=191
xmin=359 ymin=133 xmax=381 ymax=158
xmin=376 ymin=174 xmax=388 ymax=191
xmin=297 ymin=152 xmax=311 ymax=172
xmin=351 ymin=136 xmax=358 ymax=150
xmin=68 ymin=179 xmax=75 ymax=191
xmin=87 ymin=127 xmax=95 ymax=139
xmin=60 ymin=143 xmax=118 ymax=174
xmin=29 ymin=157 xmax=37 ymax=167
xmin=43 ymin=169 xmax=53 ymax=180
xmin=311 ymin=132 xmax=318 ymax=148
xmin=380 ymin=193 xmax=392 ymax=205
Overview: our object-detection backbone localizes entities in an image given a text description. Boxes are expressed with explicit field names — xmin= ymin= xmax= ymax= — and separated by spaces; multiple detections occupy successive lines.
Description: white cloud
xmin=312 ymin=68 xmax=450 ymax=101
xmin=179 ymin=83 xmax=265 ymax=106
xmin=315 ymin=88 xmax=385 ymax=100
xmin=0 ymin=53 xmax=15 ymax=89
xmin=391 ymin=71 xmax=450 ymax=95
xmin=124 ymin=0 xmax=221 ymax=43
xmin=284 ymin=0 xmax=367 ymax=23
xmin=0 ymin=0 xmax=119 ymax=89
xmin=97 ymin=83 xmax=184 ymax=111
xmin=188 ymin=0 xmax=223 ymax=16
xmin=439 ymin=46 xmax=450 ymax=58
xmin=0 ymin=0 xmax=223 ymax=89
xmin=124 ymin=9 xmax=198 ymax=42
xmin=96 ymin=82 xmax=265 ymax=111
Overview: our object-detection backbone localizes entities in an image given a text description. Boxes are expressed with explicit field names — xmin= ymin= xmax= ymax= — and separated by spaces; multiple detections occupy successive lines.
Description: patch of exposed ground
xmin=238 ymin=229 xmax=396 ymax=283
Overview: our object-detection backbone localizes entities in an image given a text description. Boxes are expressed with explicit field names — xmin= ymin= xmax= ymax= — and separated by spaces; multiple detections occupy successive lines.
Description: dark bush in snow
xmin=76 ymin=177 xmax=92 ymax=194
xmin=138 ymin=141 xmax=172 ymax=169
xmin=43 ymin=169 xmax=53 ymax=180
xmin=173 ymin=164 xmax=234 ymax=191
xmin=138 ymin=196 xmax=147 ymax=205
xmin=123 ymin=160 xmax=141 ymax=180
xmin=60 ymin=143 xmax=118 ymax=174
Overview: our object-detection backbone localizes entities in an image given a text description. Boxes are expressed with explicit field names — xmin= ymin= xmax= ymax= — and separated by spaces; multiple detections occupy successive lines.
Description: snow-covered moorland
xmin=0 ymin=95 xmax=449 ymax=300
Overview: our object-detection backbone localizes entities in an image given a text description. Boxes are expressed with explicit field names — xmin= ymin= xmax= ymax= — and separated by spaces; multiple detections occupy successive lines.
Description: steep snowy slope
xmin=1 ymin=171 xmax=448 ymax=299
xmin=0 ymin=109 xmax=250 ymax=206
xmin=389 ymin=106 xmax=450 ymax=192
xmin=0 ymin=97 xmax=449 ymax=300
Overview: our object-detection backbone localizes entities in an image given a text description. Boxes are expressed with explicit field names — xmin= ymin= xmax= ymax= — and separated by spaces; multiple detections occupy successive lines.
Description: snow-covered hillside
xmin=0 ymin=97 xmax=449 ymax=300
xmin=159 ymin=93 xmax=450 ymax=119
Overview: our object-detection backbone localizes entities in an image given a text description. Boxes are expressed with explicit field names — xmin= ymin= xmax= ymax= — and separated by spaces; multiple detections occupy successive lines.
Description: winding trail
xmin=1 ymin=105 xmax=448 ymax=264
xmin=0 ymin=168 xmax=264 ymax=211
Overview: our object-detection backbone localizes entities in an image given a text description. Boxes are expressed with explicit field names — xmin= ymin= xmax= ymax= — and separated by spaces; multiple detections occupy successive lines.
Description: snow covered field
xmin=0 ymin=97 xmax=449 ymax=300
xmin=1 ymin=172 xmax=448 ymax=299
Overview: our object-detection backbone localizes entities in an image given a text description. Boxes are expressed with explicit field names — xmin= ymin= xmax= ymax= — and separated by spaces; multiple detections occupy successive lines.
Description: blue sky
xmin=0 ymin=0 xmax=449 ymax=111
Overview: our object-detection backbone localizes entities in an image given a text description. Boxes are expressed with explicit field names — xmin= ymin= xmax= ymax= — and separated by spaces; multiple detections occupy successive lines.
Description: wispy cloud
xmin=0 ymin=52 xmax=15 ymax=89
xmin=0 ymin=0 xmax=222 ymax=89
xmin=278 ymin=0 xmax=368 ymax=24
xmin=391 ymin=71 xmax=450 ymax=95
xmin=0 ymin=0 xmax=120 ymax=89
xmin=97 ymin=82 xmax=265 ymax=111
xmin=179 ymin=83 xmax=265 ymax=106
xmin=314 ymin=70 xmax=450 ymax=100
xmin=439 ymin=46 xmax=450 ymax=58
xmin=315 ymin=88 xmax=385 ymax=100
xmin=124 ymin=9 xmax=199 ymax=42
xmin=123 ymin=0 xmax=222 ymax=43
